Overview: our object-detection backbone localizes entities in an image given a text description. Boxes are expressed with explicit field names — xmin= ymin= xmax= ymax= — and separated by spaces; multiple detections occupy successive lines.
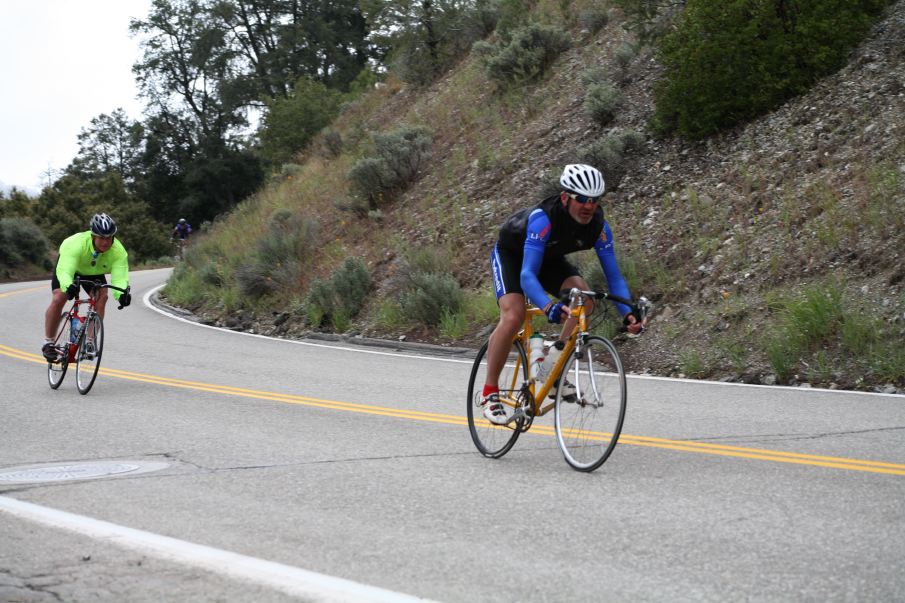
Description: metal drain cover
xmin=0 ymin=461 xmax=169 ymax=483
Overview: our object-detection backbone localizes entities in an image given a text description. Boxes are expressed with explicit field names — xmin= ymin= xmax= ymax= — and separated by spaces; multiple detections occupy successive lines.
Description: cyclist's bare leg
xmin=558 ymin=275 xmax=593 ymax=340
xmin=94 ymin=288 xmax=109 ymax=319
xmin=44 ymin=289 xmax=69 ymax=339
xmin=484 ymin=292 xmax=526 ymax=390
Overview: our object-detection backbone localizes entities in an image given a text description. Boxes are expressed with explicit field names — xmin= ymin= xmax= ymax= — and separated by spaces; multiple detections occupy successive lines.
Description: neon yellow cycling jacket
xmin=56 ymin=231 xmax=130 ymax=300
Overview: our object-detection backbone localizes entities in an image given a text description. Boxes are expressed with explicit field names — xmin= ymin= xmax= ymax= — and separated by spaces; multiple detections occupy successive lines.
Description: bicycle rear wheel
xmin=47 ymin=312 xmax=74 ymax=389
xmin=466 ymin=338 xmax=528 ymax=458
xmin=554 ymin=335 xmax=626 ymax=472
xmin=75 ymin=313 xmax=104 ymax=395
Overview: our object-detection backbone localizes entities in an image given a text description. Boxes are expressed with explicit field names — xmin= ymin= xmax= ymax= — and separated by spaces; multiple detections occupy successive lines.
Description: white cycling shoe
xmin=482 ymin=394 xmax=509 ymax=425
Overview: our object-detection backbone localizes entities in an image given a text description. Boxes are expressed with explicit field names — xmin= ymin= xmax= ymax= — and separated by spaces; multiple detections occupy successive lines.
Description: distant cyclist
xmin=42 ymin=213 xmax=131 ymax=361
xmin=481 ymin=164 xmax=648 ymax=425
xmin=171 ymin=218 xmax=192 ymax=258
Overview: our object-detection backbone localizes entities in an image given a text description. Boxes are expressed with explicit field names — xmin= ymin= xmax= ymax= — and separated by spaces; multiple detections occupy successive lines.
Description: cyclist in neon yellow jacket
xmin=42 ymin=213 xmax=131 ymax=361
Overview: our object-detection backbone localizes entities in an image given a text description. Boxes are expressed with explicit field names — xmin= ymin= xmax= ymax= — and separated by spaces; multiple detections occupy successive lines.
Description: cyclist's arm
xmin=520 ymin=209 xmax=554 ymax=310
xmin=594 ymin=221 xmax=633 ymax=316
xmin=55 ymin=234 xmax=82 ymax=291
xmin=108 ymin=241 xmax=130 ymax=300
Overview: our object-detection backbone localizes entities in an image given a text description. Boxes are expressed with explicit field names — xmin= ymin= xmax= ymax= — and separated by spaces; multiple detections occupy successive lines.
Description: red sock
xmin=482 ymin=385 xmax=499 ymax=397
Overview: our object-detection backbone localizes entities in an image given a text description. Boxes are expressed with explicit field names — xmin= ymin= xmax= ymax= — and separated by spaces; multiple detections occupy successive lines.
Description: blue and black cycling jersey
xmin=494 ymin=194 xmax=632 ymax=316
xmin=173 ymin=223 xmax=192 ymax=240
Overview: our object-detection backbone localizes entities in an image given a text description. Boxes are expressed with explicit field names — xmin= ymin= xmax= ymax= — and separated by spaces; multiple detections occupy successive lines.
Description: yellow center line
xmin=0 ymin=285 xmax=44 ymax=299
xmin=2 ymin=343 xmax=903 ymax=476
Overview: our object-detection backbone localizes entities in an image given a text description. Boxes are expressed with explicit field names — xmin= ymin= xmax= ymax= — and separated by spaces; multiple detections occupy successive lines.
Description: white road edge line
xmin=143 ymin=283 xmax=901 ymax=399
xmin=0 ymin=495 xmax=435 ymax=603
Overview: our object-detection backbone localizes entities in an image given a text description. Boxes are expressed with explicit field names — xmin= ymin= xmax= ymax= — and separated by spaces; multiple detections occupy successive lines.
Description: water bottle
xmin=529 ymin=334 xmax=545 ymax=380
xmin=538 ymin=341 xmax=563 ymax=381
xmin=70 ymin=316 xmax=81 ymax=343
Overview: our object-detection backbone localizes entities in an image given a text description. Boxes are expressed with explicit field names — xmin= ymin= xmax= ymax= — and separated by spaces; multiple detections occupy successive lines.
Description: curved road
xmin=1 ymin=269 xmax=904 ymax=601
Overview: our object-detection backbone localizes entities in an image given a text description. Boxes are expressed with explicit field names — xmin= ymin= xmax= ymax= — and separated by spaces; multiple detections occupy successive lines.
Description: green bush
xmin=303 ymin=257 xmax=372 ymax=328
xmin=390 ymin=248 xmax=464 ymax=328
xmin=584 ymin=81 xmax=623 ymax=126
xmin=236 ymin=210 xmax=318 ymax=299
xmin=578 ymin=129 xmax=644 ymax=190
xmin=375 ymin=127 xmax=433 ymax=186
xmin=402 ymin=272 xmax=464 ymax=327
xmin=305 ymin=278 xmax=336 ymax=327
xmin=654 ymin=0 xmax=893 ymax=138
xmin=236 ymin=262 xmax=281 ymax=298
xmin=331 ymin=256 xmax=372 ymax=318
xmin=348 ymin=126 xmax=433 ymax=209
xmin=198 ymin=261 xmax=225 ymax=287
xmin=0 ymin=217 xmax=49 ymax=268
xmin=320 ymin=130 xmax=344 ymax=158
xmin=482 ymin=23 xmax=570 ymax=88
xmin=494 ymin=0 xmax=534 ymax=37
xmin=578 ymin=5 xmax=609 ymax=33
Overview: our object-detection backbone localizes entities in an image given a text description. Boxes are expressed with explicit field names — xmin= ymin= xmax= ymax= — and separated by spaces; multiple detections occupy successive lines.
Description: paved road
xmin=1 ymin=269 xmax=904 ymax=602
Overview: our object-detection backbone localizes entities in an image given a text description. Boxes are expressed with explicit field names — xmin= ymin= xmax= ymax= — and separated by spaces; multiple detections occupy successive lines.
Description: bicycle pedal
xmin=507 ymin=408 xmax=526 ymax=424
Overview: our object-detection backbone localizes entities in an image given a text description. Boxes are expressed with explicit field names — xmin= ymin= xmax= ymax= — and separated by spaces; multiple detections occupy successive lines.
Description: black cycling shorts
xmin=490 ymin=243 xmax=580 ymax=300
xmin=50 ymin=263 xmax=107 ymax=294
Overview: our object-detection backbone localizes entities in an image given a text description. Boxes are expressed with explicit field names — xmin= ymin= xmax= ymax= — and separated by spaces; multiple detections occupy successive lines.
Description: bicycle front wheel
xmin=47 ymin=312 xmax=73 ymax=389
xmin=75 ymin=313 xmax=104 ymax=395
xmin=466 ymin=338 xmax=528 ymax=458
xmin=554 ymin=335 xmax=627 ymax=472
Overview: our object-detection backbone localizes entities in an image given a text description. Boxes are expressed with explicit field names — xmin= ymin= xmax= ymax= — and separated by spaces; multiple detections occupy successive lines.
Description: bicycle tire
xmin=466 ymin=338 xmax=528 ymax=458
xmin=75 ymin=313 xmax=104 ymax=395
xmin=554 ymin=335 xmax=627 ymax=472
xmin=47 ymin=312 xmax=73 ymax=389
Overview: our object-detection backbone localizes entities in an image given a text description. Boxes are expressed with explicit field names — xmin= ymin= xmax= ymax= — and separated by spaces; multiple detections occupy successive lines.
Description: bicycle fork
xmin=568 ymin=336 xmax=603 ymax=409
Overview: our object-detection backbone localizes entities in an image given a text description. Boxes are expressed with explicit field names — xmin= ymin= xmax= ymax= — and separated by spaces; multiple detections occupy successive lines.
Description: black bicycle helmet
xmin=89 ymin=213 xmax=117 ymax=236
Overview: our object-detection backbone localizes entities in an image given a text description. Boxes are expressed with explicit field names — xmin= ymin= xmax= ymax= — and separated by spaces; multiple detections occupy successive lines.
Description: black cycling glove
xmin=118 ymin=292 xmax=132 ymax=307
xmin=65 ymin=283 xmax=79 ymax=300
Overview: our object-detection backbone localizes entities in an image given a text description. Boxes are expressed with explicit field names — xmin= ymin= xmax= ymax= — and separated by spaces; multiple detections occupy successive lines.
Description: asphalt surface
xmin=1 ymin=268 xmax=904 ymax=602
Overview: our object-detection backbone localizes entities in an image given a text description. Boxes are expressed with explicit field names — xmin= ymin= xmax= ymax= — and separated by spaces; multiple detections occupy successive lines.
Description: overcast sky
xmin=0 ymin=0 xmax=152 ymax=195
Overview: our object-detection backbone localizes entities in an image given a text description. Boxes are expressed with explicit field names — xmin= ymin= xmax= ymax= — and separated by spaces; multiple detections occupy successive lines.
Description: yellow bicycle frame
xmin=499 ymin=297 xmax=590 ymax=418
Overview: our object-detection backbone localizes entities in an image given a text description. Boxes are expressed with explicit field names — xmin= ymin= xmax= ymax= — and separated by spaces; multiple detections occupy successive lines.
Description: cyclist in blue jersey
xmin=172 ymin=218 xmax=192 ymax=240
xmin=171 ymin=218 xmax=192 ymax=258
xmin=482 ymin=164 xmax=648 ymax=425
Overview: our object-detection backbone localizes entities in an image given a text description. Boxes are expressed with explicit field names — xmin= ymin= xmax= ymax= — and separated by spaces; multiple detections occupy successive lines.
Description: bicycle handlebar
xmin=558 ymin=288 xmax=652 ymax=326
xmin=73 ymin=277 xmax=131 ymax=310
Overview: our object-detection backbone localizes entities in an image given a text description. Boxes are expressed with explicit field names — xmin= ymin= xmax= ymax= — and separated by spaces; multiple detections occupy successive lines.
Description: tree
xmin=259 ymin=76 xmax=343 ymax=166
xmin=211 ymin=0 xmax=375 ymax=103
xmin=131 ymin=0 xmax=244 ymax=147
xmin=0 ymin=188 xmax=34 ymax=220
xmin=72 ymin=109 xmax=146 ymax=186
xmin=131 ymin=0 xmax=264 ymax=224
xmin=31 ymin=172 xmax=170 ymax=263
xmin=363 ymin=0 xmax=497 ymax=85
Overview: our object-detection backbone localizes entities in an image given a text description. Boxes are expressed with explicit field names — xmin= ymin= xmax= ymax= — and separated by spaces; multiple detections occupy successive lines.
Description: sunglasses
xmin=567 ymin=192 xmax=600 ymax=204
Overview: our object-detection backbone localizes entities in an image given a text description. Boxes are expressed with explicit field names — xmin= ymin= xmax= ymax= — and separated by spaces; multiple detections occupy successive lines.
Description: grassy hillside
xmin=164 ymin=0 xmax=905 ymax=393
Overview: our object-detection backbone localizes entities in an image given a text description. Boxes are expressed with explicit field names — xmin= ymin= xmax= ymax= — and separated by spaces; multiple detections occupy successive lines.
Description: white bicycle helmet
xmin=89 ymin=213 xmax=117 ymax=236
xmin=560 ymin=164 xmax=605 ymax=197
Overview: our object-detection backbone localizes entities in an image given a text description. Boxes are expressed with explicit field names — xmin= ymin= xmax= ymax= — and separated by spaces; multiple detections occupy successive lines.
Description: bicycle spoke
xmin=466 ymin=340 xmax=527 ymax=458
xmin=75 ymin=314 xmax=104 ymax=394
xmin=47 ymin=312 xmax=73 ymax=389
xmin=554 ymin=336 xmax=626 ymax=472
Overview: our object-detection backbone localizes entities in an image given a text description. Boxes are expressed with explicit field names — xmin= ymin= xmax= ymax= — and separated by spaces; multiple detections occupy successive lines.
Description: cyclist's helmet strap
xmin=90 ymin=213 xmax=117 ymax=236
xmin=560 ymin=164 xmax=605 ymax=197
